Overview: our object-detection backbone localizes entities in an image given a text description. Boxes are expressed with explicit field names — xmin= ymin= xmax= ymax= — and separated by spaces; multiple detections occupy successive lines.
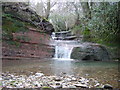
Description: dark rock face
xmin=71 ymin=44 xmax=110 ymax=61
xmin=2 ymin=2 xmax=54 ymax=34
xmin=103 ymin=84 xmax=113 ymax=89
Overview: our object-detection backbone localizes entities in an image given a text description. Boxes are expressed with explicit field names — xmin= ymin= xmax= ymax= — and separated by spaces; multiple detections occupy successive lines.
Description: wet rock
xmin=33 ymin=81 xmax=41 ymax=87
xmin=35 ymin=73 xmax=44 ymax=77
xmin=94 ymin=83 xmax=100 ymax=87
xmin=54 ymin=77 xmax=62 ymax=81
xmin=61 ymin=72 xmax=66 ymax=75
xmin=68 ymin=85 xmax=77 ymax=88
xmin=71 ymin=77 xmax=77 ymax=81
xmin=103 ymin=84 xmax=113 ymax=89
xmin=55 ymin=82 xmax=61 ymax=85
xmin=79 ymin=77 xmax=89 ymax=84
xmin=50 ymin=84 xmax=62 ymax=88
xmin=62 ymin=85 xmax=68 ymax=88
xmin=85 ymin=74 xmax=89 ymax=76
xmin=52 ymin=31 xmax=77 ymax=40
xmin=71 ymin=43 xmax=110 ymax=61
xmin=3 ymin=77 xmax=12 ymax=80
xmin=65 ymin=78 xmax=72 ymax=82
xmin=0 ymin=77 xmax=2 ymax=81
xmin=74 ymin=84 xmax=88 ymax=88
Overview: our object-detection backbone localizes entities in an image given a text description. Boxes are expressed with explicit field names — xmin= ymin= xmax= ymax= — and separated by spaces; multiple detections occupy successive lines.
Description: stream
xmin=2 ymin=32 xmax=120 ymax=88
xmin=2 ymin=59 xmax=119 ymax=88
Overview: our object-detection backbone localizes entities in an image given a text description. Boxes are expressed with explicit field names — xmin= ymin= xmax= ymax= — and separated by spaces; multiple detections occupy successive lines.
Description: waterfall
xmin=54 ymin=42 xmax=73 ymax=59
xmin=53 ymin=40 xmax=75 ymax=60
xmin=51 ymin=32 xmax=76 ymax=60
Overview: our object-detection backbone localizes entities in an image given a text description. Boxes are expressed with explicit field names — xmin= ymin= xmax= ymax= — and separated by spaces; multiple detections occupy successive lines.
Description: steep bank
xmin=2 ymin=2 xmax=54 ymax=59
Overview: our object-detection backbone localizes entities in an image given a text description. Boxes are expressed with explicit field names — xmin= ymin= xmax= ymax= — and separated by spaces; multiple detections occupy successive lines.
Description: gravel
xmin=1 ymin=72 xmax=112 ymax=89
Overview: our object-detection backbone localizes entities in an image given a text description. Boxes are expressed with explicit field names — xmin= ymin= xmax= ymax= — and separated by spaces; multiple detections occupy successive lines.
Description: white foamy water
xmin=54 ymin=41 xmax=74 ymax=60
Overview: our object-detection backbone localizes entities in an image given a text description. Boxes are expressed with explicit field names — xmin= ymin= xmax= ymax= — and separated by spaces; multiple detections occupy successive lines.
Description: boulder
xmin=103 ymin=84 xmax=113 ymax=89
xmin=71 ymin=43 xmax=110 ymax=61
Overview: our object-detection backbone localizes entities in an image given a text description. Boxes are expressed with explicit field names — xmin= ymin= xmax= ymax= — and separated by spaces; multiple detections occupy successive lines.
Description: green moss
xmin=6 ymin=40 xmax=21 ymax=47
xmin=43 ymin=18 xmax=49 ymax=22
xmin=42 ymin=86 xmax=52 ymax=89
xmin=71 ymin=47 xmax=81 ymax=59
xmin=2 ymin=13 xmax=29 ymax=40
xmin=39 ymin=15 xmax=49 ymax=22
xmin=31 ymin=15 xmax=38 ymax=21
xmin=10 ymin=81 xmax=16 ymax=84
xmin=71 ymin=25 xmax=82 ymax=35
xmin=82 ymin=27 xmax=91 ymax=42
xmin=16 ymin=36 xmax=31 ymax=42
xmin=40 ymin=38 xmax=43 ymax=41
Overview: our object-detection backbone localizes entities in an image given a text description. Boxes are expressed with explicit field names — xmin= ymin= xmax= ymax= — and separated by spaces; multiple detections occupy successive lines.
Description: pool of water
xmin=2 ymin=59 xmax=120 ymax=88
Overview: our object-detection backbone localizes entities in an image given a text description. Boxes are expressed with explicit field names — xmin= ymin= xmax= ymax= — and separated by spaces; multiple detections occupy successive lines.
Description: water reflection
xmin=52 ymin=60 xmax=73 ymax=75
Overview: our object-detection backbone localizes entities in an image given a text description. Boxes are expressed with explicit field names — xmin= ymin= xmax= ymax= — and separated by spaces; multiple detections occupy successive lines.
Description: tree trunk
xmin=80 ymin=2 xmax=91 ymax=19
xmin=45 ymin=0 xmax=51 ymax=19
xmin=72 ymin=2 xmax=80 ymax=26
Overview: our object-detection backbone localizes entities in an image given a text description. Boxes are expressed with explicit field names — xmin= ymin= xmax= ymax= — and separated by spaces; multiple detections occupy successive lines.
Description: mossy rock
xmin=71 ymin=44 xmax=110 ymax=61
xmin=2 ymin=2 xmax=54 ymax=34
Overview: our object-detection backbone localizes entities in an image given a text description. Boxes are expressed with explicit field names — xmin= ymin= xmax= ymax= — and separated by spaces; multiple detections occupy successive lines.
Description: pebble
xmin=54 ymin=77 xmax=61 ymax=81
xmin=85 ymin=74 xmax=89 ymax=76
xmin=62 ymin=85 xmax=68 ymax=88
xmin=35 ymin=73 xmax=44 ymax=77
xmin=94 ymin=83 xmax=100 ymax=87
xmin=71 ymin=77 xmax=77 ymax=81
xmin=50 ymin=84 xmax=62 ymax=88
xmin=1 ymin=72 xmax=110 ymax=89
xmin=55 ymin=82 xmax=61 ymax=85
xmin=68 ymin=85 xmax=77 ymax=88
xmin=74 ymin=83 xmax=88 ymax=88
xmin=65 ymin=78 xmax=72 ymax=81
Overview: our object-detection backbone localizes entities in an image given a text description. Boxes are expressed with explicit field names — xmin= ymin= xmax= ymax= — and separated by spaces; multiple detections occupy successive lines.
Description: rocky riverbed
xmin=1 ymin=72 xmax=113 ymax=89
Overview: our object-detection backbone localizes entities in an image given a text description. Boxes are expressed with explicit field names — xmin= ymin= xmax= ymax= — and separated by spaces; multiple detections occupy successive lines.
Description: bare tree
xmin=71 ymin=2 xmax=81 ymax=25
xmin=44 ymin=0 xmax=51 ymax=19
xmin=80 ymin=2 xmax=91 ymax=19
xmin=43 ymin=0 xmax=57 ymax=19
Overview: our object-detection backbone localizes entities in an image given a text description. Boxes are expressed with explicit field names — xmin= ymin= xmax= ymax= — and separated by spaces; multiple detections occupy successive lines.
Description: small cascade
xmin=51 ymin=31 xmax=76 ymax=40
xmin=52 ymin=31 xmax=77 ymax=60
xmin=54 ymin=41 xmax=73 ymax=60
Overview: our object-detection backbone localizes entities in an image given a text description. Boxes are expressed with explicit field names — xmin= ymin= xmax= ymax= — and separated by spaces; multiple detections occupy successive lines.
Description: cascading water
xmin=51 ymin=32 xmax=78 ymax=60
xmin=54 ymin=41 xmax=73 ymax=60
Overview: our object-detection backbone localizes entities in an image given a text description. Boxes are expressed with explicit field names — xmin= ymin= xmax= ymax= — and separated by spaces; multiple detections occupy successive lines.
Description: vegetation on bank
xmin=71 ymin=2 xmax=120 ymax=60
xmin=2 ymin=13 xmax=31 ymax=47
xmin=2 ymin=13 xmax=47 ymax=44
xmin=49 ymin=2 xmax=120 ymax=48
xmin=2 ymin=13 xmax=28 ymax=40
xmin=46 ymin=2 xmax=119 ymax=60
xmin=71 ymin=2 xmax=120 ymax=48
